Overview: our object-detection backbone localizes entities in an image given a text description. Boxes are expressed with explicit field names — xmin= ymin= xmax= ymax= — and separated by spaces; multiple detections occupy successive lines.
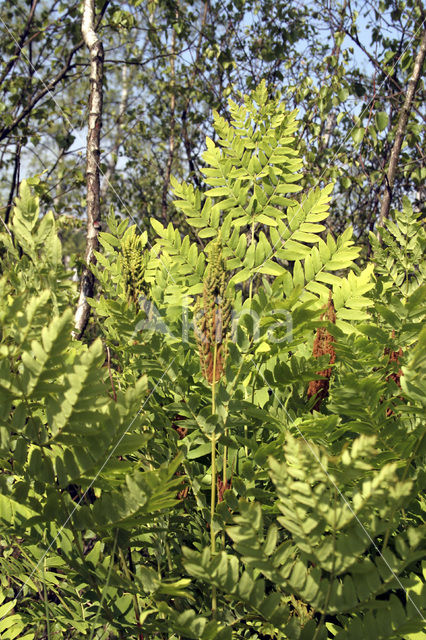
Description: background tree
xmin=73 ymin=0 xmax=105 ymax=338
xmin=0 ymin=0 xmax=424 ymax=250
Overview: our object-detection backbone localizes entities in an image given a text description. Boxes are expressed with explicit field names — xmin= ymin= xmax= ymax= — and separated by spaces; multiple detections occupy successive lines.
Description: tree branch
xmin=344 ymin=27 xmax=426 ymax=123
xmin=0 ymin=0 xmax=39 ymax=89
xmin=0 ymin=1 xmax=110 ymax=143
xmin=378 ymin=26 xmax=426 ymax=228
xmin=0 ymin=43 xmax=82 ymax=143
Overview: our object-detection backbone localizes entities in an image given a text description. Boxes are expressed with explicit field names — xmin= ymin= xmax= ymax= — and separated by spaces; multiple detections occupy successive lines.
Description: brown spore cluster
xmin=384 ymin=331 xmax=403 ymax=388
xmin=384 ymin=330 xmax=403 ymax=416
xmin=307 ymin=292 xmax=336 ymax=411
xmin=194 ymin=238 xmax=232 ymax=383
xmin=216 ymin=473 xmax=232 ymax=504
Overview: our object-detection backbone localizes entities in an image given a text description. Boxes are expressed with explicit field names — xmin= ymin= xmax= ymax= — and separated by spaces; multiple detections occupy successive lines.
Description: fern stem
xmin=118 ymin=546 xmax=142 ymax=633
xmin=211 ymin=331 xmax=218 ymax=415
xmin=64 ymin=504 xmax=115 ymax=628
xmin=222 ymin=433 xmax=228 ymax=550
xmin=382 ymin=431 xmax=424 ymax=550
xmin=243 ymin=385 xmax=250 ymax=457
xmin=223 ymin=442 xmax=227 ymax=496
xmin=89 ymin=529 xmax=118 ymax=640
xmin=43 ymin=556 xmax=51 ymax=640
xmin=165 ymin=541 xmax=173 ymax=573
xmin=312 ymin=487 xmax=337 ymax=640
xmin=211 ymin=341 xmax=218 ymax=617
xmin=248 ymin=219 xmax=255 ymax=302
xmin=15 ymin=541 xmax=74 ymax=617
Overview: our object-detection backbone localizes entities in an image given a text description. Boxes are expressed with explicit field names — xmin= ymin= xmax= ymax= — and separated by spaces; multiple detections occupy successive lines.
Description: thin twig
xmin=4 ymin=141 xmax=21 ymax=224
xmin=106 ymin=346 xmax=117 ymax=402
xmin=378 ymin=25 xmax=426 ymax=229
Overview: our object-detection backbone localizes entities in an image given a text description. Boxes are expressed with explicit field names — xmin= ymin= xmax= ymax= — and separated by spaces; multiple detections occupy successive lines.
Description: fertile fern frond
xmin=151 ymin=81 xmax=373 ymax=335
xmin=120 ymin=225 xmax=150 ymax=304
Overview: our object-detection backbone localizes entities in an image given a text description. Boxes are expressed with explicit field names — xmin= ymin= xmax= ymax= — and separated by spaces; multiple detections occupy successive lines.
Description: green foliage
xmin=184 ymin=435 xmax=425 ymax=639
xmin=120 ymin=225 xmax=150 ymax=304
xmin=0 ymin=181 xmax=75 ymax=313
xmin=0 ymin=86 xmax=424 ymax=639
xmin=1 ymin=1 xmax=424 ymax=247
xmin=0 ymin=191 xmax=198 ymax=637
xmin=370 ymin=198 xmax=425 ymax=300
xmin=152 ymin=81 xmax=374 ymax=336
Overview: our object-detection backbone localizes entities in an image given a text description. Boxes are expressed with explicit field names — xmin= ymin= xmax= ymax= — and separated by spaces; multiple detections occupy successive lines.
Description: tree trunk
xmin=378 ymin=26 xmax=426 ymax=229
xmin=74 ymin=0 xmax=104 ymax=338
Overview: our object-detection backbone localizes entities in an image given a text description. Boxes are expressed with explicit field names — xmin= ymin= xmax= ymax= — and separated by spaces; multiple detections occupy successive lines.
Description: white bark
xmin=74 ymin=0 xmax=104 ymax=338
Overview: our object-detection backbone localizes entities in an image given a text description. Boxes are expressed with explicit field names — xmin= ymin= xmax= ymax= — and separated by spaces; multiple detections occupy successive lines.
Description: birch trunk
xmin=74 ymin=0 xmax=104 ymax=338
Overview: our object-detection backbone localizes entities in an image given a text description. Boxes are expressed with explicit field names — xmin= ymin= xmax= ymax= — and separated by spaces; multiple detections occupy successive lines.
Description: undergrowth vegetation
xmin=0 ymin=83 xmax=425 ymax=639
